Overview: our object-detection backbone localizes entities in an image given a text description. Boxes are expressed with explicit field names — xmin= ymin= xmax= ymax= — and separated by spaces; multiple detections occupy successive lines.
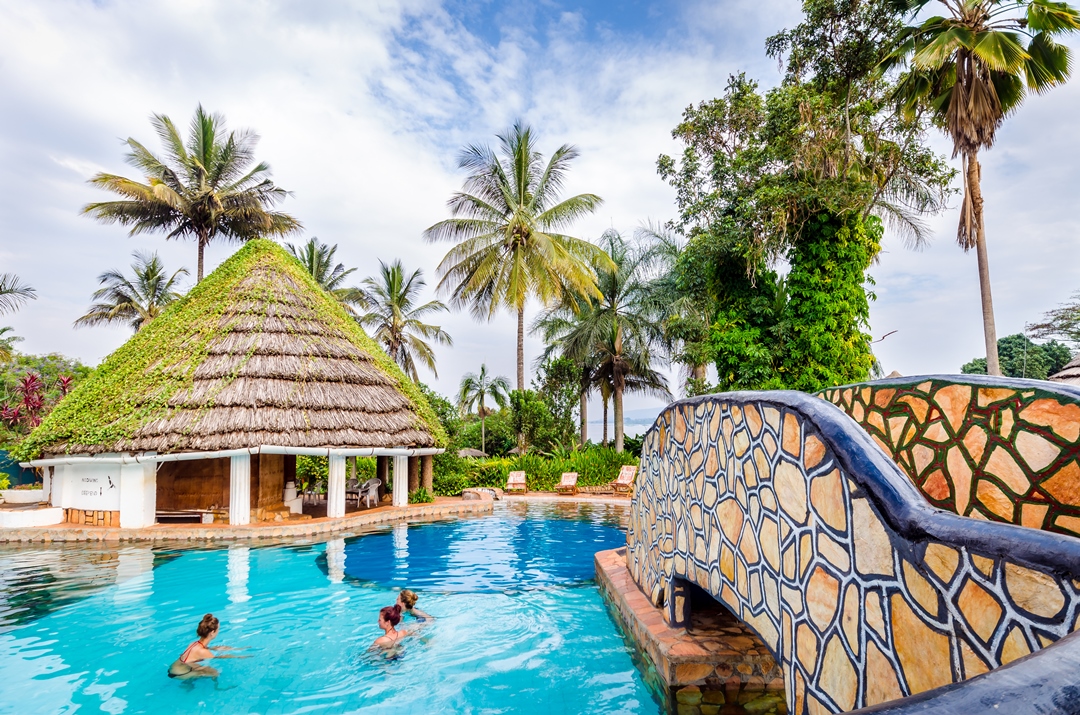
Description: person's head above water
xmin=379 ymin=604 xmax=402 ymax=629
xmin=197 ymin=614 xmax=219 ymax=640
xmin=397 ymin=590 xmax=418 ymax=610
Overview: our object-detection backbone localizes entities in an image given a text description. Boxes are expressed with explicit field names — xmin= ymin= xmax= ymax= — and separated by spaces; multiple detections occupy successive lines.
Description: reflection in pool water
xmin=0 ymin=502 xmax=659 ymax=714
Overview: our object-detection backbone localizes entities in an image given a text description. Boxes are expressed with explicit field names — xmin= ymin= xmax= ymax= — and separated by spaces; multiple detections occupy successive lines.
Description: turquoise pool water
xmin=0 ymin=503 xmax=660 ymax=714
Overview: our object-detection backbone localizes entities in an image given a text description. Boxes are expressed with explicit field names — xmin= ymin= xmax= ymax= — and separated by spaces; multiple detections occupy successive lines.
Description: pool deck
xmin=596 ymin=547 xmax=786 ymax=715
xmin=0 ymin=497 xmax=493 ymax=543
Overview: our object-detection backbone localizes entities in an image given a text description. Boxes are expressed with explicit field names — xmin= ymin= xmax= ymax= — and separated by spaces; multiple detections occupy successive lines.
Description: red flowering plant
xmin=1 ymin=352 xmax=91 ymax=451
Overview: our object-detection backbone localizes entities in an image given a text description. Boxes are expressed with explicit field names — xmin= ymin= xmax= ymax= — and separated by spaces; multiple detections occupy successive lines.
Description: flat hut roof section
xmin=15 ymin=240 xmax=445 ymax=460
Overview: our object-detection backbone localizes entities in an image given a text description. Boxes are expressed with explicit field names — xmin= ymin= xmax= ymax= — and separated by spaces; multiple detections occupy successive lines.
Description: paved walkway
xmin=0 ymin=498 xmax=492 ymax=543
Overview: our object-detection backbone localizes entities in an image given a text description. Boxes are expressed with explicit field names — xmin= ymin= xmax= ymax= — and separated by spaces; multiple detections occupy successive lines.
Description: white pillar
xmin=120 ymin=461 xmax=157 ymax=528
xmin=228 ymin=546 xmax=251 ymax=603
xmin=326 ymin=537 xmax=345 ymax=583
xmin=392 ymin=455 xmax=409 ymax=507
xmin=392 ymin=522 xmax=408 ymax=559
xmin=229 ymin=454 xmax=251 ymax=526
xmin=327 ymin=455 xmax=347 ymax=519
xmin=43 ymin=466 xmax=53 ymax=505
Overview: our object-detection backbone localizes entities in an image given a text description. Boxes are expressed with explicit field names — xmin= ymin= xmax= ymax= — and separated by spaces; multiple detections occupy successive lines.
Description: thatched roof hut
xmin=1050 ymin=353 xmax=1080 ymax=385
xmin=18 ymin=239 xmax=444 ymax=459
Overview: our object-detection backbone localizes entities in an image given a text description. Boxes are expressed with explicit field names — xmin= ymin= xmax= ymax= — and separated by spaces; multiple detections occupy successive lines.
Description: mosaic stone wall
xmin=627 ymin=392 xmax=1080 ymax=714
xmin=819 ymin=376 xmax=1080 ymax=537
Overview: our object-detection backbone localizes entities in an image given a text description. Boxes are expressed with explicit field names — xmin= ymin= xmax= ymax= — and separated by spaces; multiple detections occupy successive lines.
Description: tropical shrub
xmin=409 ymin=487 xmax=435 ymax=504
xmin=431 ymin=447 xmax=639 ymax=496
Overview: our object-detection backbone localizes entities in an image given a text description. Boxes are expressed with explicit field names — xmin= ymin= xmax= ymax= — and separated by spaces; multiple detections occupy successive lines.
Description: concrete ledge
xmin=595 ymin=548 xmax=786 ymax=715
xmin=0 ymin=499 xmax=493 ymax=542
xmin=0 ymin=506 xmax=63 ymax=528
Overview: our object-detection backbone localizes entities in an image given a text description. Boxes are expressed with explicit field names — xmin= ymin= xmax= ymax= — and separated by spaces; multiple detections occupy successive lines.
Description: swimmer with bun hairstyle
xmin=168 ymin=614 xmax=247 ymax=679
xmin=396 ymin=589 xmax=433 ymax=622
xmin=372 ymin=604 xmax=407 ymax=649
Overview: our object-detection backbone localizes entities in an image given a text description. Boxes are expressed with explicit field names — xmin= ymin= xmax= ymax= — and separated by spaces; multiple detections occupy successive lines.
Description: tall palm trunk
xmin=579 ymin=365 xmax=590 ymax=447
xmin=602 ymin=396 xmax=609 ymax=446
xmin=516 ymin=305 xmax=525 ymax=391
xmin=965 ymin=151 xmax=1000 ymax=376
xmin=197 ymin=232 xmax=208 ymax=283
xmin=614 ymin=382 xmax=624 ymax=453
xmin=481 ymin=414 xmax=486 ymax=454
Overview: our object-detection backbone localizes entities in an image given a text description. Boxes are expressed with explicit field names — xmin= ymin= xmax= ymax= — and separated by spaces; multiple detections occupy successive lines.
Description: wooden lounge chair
xmin=555 ymin=472 xmax=578 ymax=495
xmin=506 ymin=471 xmax=527 ymax=494
xmin=611 ymin=465 xmax=638 ymax=495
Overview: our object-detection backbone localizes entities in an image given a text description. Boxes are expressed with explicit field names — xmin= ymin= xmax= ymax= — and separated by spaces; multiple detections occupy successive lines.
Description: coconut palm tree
xmin=83 ymin=105 xmax=302 ymax=282
xmin=357 ymin=259 xmax=453 ymax=381
xmin=287 ymin=238 xmax=365 ymax=312
xmin=0 ymin=274 xmax=36 ymax=315
xmin=887 ymin=0 xmax=1080 ymax=375
xmin=535 ymin=230 xmax=671 ymax=452
xmin=424 ymin=120 xmax=608 ymax=393
xmin=74 ymin=251 xmax=188 ymax=332
xmin=0 ymin=327 xmax=22 ymax=363
xmin=457 ymin=364 xmax=511 ymax=454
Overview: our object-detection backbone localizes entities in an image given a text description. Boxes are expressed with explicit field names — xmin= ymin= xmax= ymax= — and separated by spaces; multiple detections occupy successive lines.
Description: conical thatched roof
xmin=1050 ymin=353 xmax=1080 ymax=385
xmin=15 ymin=240 xmax=445 ymax=459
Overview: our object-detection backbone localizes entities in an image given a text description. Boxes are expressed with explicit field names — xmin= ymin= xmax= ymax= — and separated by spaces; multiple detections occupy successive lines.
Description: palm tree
xmin=424 ymin=120 xmax=608 ymax=393
xmin=74 ymin=251 xmax=188 ymax=332
xmin=287 ymin=238 xmax=365 ymax=311
xmin=458 ymin=364 xmax=511 ymax=454
xmin=0 ymin=274 xmax=36 ymax=315
xmin=535 ymin=230 xmax=671 ymax=452
xmin=83 ymin=105 xmax=302 ymax=282
xmin=357 ymin=260 xmax=453 ymax=381
xmin=887 ymin=0 xmax=1080 ymax=375
xmin=0 ymin=327 xmax=22 ymax=363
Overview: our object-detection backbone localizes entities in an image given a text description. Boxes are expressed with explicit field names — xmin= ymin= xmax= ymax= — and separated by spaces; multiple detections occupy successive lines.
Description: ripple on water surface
xmin=0 ymin=502 xmax=659 ymax=715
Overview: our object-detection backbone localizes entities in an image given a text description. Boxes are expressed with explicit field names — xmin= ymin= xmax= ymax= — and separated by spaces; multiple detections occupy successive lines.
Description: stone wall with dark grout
xmin=627 ymin=391 xmax=1080 ymax=713
xmin=818 ymin=375 xmax=1080 ymax=536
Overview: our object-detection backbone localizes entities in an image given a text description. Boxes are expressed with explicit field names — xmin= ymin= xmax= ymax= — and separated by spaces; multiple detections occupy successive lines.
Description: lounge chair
xmin=611 ymin=465 xmax=638 ymax=495
xmin=555 ymin=472 xmax=578 ymax=495
xmin=506 ymin=471 xmax=527 ymax=494
xmin=360 ymin=478 xmax=381 ymax=508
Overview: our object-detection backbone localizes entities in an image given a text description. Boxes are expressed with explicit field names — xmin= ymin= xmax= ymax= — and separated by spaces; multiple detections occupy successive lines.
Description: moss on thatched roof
xmin=14 ymin=239 xmax=446 ymax=460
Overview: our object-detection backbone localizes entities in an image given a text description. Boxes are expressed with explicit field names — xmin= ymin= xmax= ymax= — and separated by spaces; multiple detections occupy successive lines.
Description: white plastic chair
xmin=361 ymin=478 xmax=382 ymax=508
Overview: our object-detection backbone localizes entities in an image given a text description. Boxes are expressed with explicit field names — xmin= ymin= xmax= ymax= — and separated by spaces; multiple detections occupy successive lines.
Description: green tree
xmin=457 ymin=364 xmax=511 ymax=454
xmin=509 ymin=389 xmax=552 ymax=453
xmin=0 ymin=274 xmax=35 ymax=316
xmin=286 ymin=238 xmax=365 ymax=312
xmin=961 ymin=333 xmax=1073 ymax=379
xmin=357 ymin=260 xmax=452 ymax=381
xmin=424 ymin=120 xmax=608 ymax=393
xmin=887 ymin=0 xmax=1080 ymax=375
xmin=535 ymin=230 xmax=671 ymax=452
xmin=533 ymin=357 xmax=580 ymax=449
xmin=74 ymin=251 xmax=188 ymax=332
xmin=1029 ymin=291 xmax=1080 ymax=347
xmin=83 ymin=105 xmax=302 ymax=282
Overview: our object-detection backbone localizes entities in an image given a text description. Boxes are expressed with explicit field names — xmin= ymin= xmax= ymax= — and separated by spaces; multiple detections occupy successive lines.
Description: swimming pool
xmin=0 ymin=502 xmax=661 ymax=714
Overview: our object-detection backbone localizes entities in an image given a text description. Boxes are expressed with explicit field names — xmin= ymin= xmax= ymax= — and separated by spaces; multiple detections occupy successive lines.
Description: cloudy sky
xmin=1 ymin=0 xmax=1078 ymax=434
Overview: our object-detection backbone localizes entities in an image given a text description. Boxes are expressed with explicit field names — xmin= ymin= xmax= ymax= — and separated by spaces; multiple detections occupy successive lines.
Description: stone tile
xmin=976 ymin=387 xmax=1016 ymax=407
xmin=890 ymin=594 xmax=952 ymax=694
xmin=868 ymin=410 xmax=887 ymax=436
xmin=934 ymin=384 xmax=971 ymax=433
xmin=1040 ymin=461 xmax=1080 ymax=507
xmin=957 ymin=577 xmax=1002 ymax=643
xmin=1020 ymin=502 xmax=1050 ymax=530
xmin=912 ymin=444 xmax=936 ymax=476
xmin=759 ymin=517 xmax=780 ymax=570
xmin=775 ymin=461 xmax=808 ymax=524
xmin=901 ymin=561 xmax=939 ymax=618
xmin=921 ymin=470 xmax=951 ymax=502
xmin=744 ymin=404 xmax=763 ymax=437
xmin=898 ymin=394 xmax=930 ymax=423
xmin=1018 ymin=399 xmax=1080 ymax=443
xmin=864 ymin=639 xmax=904 ymax=706
xmin=852 ymin=498 xmax=895 ymax=577
xmin=841 ymin=583 xmax=860 ymax=656
xmin=1004 ymin=563 xmax=1065 ymax=619
xmin=1001 ymin=408 xmax=1015 ymax=441
xmin=946 ymin=446 xmax=974 ymax=515
xmin=807 ymin=566 xmax=840 ymax=632
xmin=816 ymin=532 xmax=850 ymax=573
xmin=961 ymin=426 xmax=988 ymax=466
xmin=960 ymin=640 xmax=990 ymax=678
xmin=923 ymin=543 xmax=960 ymax=585
xmin=796 ymin=622 xmax=819 ymax=673
xmin=888 ymin=416 xmax=908 ymax=445
xmin=923 ymin=420 xmax=950 ymax=443
xmin=1000 ymin=626 xmax=1031 ymax=665
xmin=819 ymin=634 xmax=857 ymax=712
xmin=763 ymin=406 xmax=781 ymax=433
xmin=809 ymin=468 xmax=847 ymax=532
xmin=718 ymin=499 xmax=744 ymax=544
xmin=1055 ymin=514 xmax=1080 ymax=535
xmin=873 ymin=388 xmax=896 ymax=408
xmin=971 ymin=554 xmax=995 ymax=578
xmin=782 ymin=413 xmax=802 ymax=458
xmin=799 ymin=532 xmax=813 ymax=578
xmin=804 ymin=434 xmax=826 ymax=470
xmin=675 ymin=663 xmax=715 ymax=684
xmin=1014 ymin=430 xmax=1061 ymax=473
xmin=782 ymin=542 xmax=797 ymax=581
xmin=976 ymin=479 xmax=1015 ymax=522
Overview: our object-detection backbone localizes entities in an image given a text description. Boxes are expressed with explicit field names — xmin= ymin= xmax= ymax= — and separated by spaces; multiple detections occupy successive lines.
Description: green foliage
xmin=961 ymin=334 xmax=1074 ymax=380
xmin=408 ymin=487 xmax=435 ymax=504
xmin=74 ymin=251 xmax=188 ymax=332
xmin=12 ymin=240 xmax=446 ymax=461
xmin=295 ymin=455 xmax=328 ymax=492
xmin=0 ymin=352 xmax=93 ymax=449
xmin=430 ymin=447 xmax=639 ymax=496
xmin=509 ymin=389 xmax=551 ymax=453
xmin=456 ymin=410 xmax=516 ymax=456
xmin=781 ymin=213 xmax=880 ymax=391
xmin=533 ymin=357 xmax=580 ymax=447
xmin=1029 ymin=291 xmax=1080 ymax=348
xmin=0 ymin=474 xmax=8 ymax=490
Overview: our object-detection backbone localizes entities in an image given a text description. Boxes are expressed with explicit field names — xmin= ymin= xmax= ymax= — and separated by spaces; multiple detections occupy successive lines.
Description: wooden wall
xmin=252 ymin=453 xmax=285 ymax=509
xmin=156 ymin=458 xmax=230 ymax=511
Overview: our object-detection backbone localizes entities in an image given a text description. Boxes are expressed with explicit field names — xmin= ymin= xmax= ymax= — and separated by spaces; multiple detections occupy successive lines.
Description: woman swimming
xmin=168 ymin=613 xmax=244 ymax=679
xmin=372 ymin=604 xmax=407 ymax=649
xmin=396 ymin=589 xmax=433 ymax=622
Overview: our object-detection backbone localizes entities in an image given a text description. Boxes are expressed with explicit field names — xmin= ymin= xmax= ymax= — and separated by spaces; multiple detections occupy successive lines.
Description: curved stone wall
xmin=818 ymin=375 xmax=1080 ymax=536
xmin=627 ymin=391 xmax=1080 ymax=713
